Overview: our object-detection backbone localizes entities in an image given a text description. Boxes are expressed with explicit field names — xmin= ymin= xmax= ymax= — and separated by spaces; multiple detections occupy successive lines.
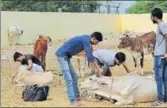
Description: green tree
xmin=1 ymin=0 xmax=101 ymax=12
xmin=126 ymin=1 xmax=167 ymax=14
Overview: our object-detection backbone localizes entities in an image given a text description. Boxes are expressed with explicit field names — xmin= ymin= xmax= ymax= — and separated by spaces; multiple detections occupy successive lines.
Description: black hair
xmin=151 ymin=8 xmax=163 ymax=19
xmin=115 ymin=52 xmax=126 ymax=63
xmin=91 ymin=32 xmax=103 ymax=42
xmin=13 ymin=51 xmax=23 ymax=62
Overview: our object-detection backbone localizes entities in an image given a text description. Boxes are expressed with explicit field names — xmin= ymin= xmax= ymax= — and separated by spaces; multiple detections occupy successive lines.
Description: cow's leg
xmin=120 ymin=83 xmax=138 ymax=96
xmin=132 ymin=56 xmax=137 ymax=73
xmin=140 ymin=53 xmax=144 ymax=75
xmin=8 ymin=33 xmax=13 ymax=46
xmin=76 ymin=57 xmax=81 ymax=77
xmin=41 ymin=56 xmax=45 ymax=71
xmin=16 ymin=35 xmax=20 ymax=45
xmin=43 ymin=54 xmax=46 ymax=71
xmin=8 ymin=32 xmax=12 ymax=46
xmin=80 ymin=57 xmax=87 ymax=78
xmin=114 ymin=94 xmax=134 ymax=105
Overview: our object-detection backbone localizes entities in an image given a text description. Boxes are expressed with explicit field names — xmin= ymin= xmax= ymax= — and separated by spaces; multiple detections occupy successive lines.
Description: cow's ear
xmin=125 ymin=34 xmax=129 ymax=37
xmin=136 ymin=35 xmax=140 ymax=38
xmin=38 ymin=34 xmax=43 ymax=38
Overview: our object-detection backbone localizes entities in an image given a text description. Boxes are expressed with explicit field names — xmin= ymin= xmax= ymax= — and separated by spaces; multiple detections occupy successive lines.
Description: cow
xmin=80 ymin=73 xmax=157 ymax=105
xmin=12 ymin=65 xmax=53 ymax=86
xmin=33 ymin=35 xmax=52 ymax=71
xmin=118 ymin=31 xmax=156 ymax=75
xmin=73 ymin=45 xmax=94 ymax=77
xmin=7 ymin=25 xmax=23 ymax=46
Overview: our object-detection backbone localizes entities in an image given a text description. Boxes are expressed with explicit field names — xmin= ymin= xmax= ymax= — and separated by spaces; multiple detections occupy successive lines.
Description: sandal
xmin=151 ymin=100 xmax=163 ymax=106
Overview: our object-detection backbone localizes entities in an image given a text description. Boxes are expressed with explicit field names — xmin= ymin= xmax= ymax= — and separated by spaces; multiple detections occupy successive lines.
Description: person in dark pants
xmin=150 ymin=8 xmax=167 ymax=106
xmin=56 ymin=32 xmax=103 ymax=106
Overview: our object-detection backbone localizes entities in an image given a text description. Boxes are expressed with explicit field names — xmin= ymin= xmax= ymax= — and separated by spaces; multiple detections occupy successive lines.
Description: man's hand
xmin=98 ymin=68 xmax=104 ymax=74
xmin=161 ymin=53 xmax=167 ymax=61
xmin=26 ymin=59 xmax=33 ymax=70
xmin=26 ymin=67 xmax=30 ymax=70
xmin=164 ymin=53 xmax=167 ymax=58
xmin=122 ymin=63 xmax=130 ymax=73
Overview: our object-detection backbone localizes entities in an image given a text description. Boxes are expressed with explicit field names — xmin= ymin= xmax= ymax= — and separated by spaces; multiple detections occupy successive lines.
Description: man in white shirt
xmin=92 ymin=49 xmax=130 ymax=76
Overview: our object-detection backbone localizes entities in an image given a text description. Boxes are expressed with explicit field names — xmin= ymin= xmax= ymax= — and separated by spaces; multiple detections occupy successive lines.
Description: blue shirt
xmin=56 ymin=35 xmax=95 ymax=62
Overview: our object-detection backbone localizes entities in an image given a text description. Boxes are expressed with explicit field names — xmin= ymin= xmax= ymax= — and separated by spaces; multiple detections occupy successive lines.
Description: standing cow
xmin=33 ymin=34 xmax=52 ymax=71
xmin=8 ymin=25 xmax=23 ymax=46
xmin=81 ymin=73 xmax=157 ymax=105
xmin=118 ymin=31 xmax=156 ymax=75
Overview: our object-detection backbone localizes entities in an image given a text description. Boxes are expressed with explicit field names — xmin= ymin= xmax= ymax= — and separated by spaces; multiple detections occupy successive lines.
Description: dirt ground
xmin=1 ymin=36 xmax=167 ymax=107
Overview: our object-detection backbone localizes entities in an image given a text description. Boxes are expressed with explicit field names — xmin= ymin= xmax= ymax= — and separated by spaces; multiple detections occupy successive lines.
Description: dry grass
xmin=1 ymin=36 xmax=167 ymax=107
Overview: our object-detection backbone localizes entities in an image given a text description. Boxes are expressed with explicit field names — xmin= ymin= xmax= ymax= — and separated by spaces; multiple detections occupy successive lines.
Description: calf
xmin=7 ymin=25 xmax=23 ymax=46
xmin=33 ymin=35 xmax=52 ymax=71
xmin=81 ymin=73 xmax=157 ymax=105
xmin=73 ymin=45 xmax=94 ymax=77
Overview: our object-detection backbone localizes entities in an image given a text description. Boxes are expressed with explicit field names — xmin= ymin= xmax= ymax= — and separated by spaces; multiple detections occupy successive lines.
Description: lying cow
xmin=8 ymin=25 xmax=23 ymax=46
xmin=81 ymin=73 xmax=157 ymax=105
xmin=13 ymin=65 xmax=53 ymax=86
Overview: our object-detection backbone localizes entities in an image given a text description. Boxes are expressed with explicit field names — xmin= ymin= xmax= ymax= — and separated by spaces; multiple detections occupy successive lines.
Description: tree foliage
xmin=126 ymin=1 xmax=167 ymax=14
xmin=1 ymin=0 xmax=101 ymax=12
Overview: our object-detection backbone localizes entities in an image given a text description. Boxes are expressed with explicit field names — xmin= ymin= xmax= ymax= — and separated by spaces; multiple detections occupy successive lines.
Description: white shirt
xmin=93 ymin=49 xmax=116 ymax=66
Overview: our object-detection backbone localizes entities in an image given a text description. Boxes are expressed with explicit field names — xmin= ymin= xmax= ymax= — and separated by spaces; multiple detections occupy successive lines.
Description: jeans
xmin=154 ymin=56 xmax=167 ymax=102
xmin=57 ymin=56 xmax=80 ymax=104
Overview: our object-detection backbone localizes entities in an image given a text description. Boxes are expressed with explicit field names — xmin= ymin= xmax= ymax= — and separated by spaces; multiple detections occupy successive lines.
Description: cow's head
xmin=80 ymin=75 xmax=112 ymax=91
xmin=118 ymin=34 xmax=131 ymax=49
xmin=38 ymin=35 xmax=52 ymax=46
xmin=21 ymin=30 xmax=23 ymax=35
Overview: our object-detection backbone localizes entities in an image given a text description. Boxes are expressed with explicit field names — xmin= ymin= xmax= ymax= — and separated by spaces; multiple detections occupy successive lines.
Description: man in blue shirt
xmin=56 ymin=32 xmax=103 ymax=106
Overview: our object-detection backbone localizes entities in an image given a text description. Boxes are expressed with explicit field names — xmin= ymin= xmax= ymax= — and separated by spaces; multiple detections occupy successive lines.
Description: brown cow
xmin=118 ymin=31 xmax=156 ymax=75
xmin=33 ymin=35 xmax=52 ymax=71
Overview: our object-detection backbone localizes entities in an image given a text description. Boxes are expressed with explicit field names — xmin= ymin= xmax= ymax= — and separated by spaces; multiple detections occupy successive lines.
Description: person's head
xmin=114 ymin=52 xmax=126 ymax=66
xmin=151 ymin=8 xmax=163 ymax=24
xmin=90 ymin=32 xmax=103 ymax=45
xmin=13 ymin=51 xmax=24 ymax=62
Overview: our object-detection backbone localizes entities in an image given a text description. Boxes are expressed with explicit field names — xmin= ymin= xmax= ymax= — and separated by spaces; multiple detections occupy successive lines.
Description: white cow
xmin=81 ymin=73 xmax=157 ymax=105
xmin=8 ymin=25 xmax=23 ymax=46
xmin=13 ymin=65 xmax=53 ymax=86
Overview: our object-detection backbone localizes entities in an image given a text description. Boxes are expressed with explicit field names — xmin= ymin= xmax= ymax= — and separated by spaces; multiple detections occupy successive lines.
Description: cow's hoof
xmin=95 ymin=94 xmax=103 ymax=100
xmin=114 ymin=102 xmax=123 ymax=106
xmin=110 ymin=99 xmax=118 ymax=104
xmin=80 ymin=89 xmax=89 ymax=99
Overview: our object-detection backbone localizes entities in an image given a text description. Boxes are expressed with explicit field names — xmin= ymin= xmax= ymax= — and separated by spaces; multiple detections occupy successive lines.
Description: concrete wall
xmin=1 ymin=11 xmax=118 ymax=47
xmin=119 ymin=14 xmax=167 ymax=33
xmin=2 ymin=11 xmax=167 ymax=47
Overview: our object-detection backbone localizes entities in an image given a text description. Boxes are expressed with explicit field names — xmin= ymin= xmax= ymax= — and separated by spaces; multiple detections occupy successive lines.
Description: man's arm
xmin=26 ymin=59 xmax=33 ymax=70
xmin=82 ymin=39 xmax=103 ymax=74
xmin=122 ymin=63 xmax=130 ymax=73
xmin=159 ymin=23 xmax=167 ymax=58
